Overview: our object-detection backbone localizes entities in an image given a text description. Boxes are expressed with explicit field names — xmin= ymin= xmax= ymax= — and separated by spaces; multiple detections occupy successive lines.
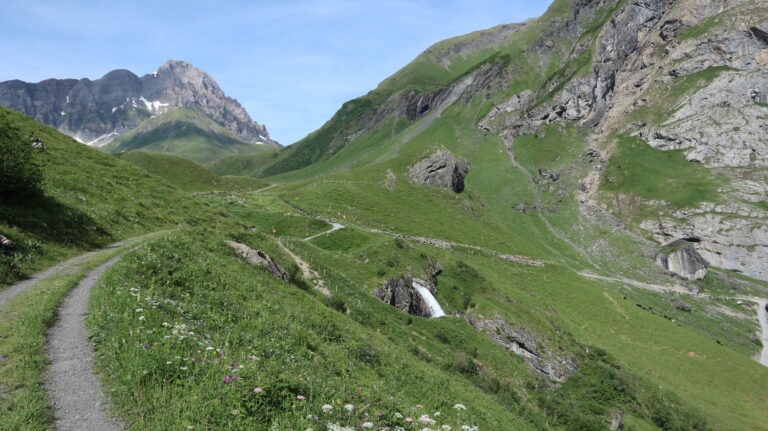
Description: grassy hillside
xmin=0 ymin=106 xmax=209 ymax=287
xmin=104 ymin=107 xmax=274 ymax=164
xmin=116 ymin=151 xmax=269 ymax=192
xmin=89 ymin=228 xmax=714 ymax=431
xmin=206 ymin=150 xmax=280 ymax=177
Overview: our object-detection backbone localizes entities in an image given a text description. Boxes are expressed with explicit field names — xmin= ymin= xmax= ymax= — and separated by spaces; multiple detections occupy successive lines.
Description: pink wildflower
xmin=224 ymin=376 xmax=231 ymax=383
xmin=253 ymin=387 xmax=263 ymax=393
xmin=405 ymin=418 xmax=413 ymax=423
xmin=297 ymin=395 xmax=306 ymax=400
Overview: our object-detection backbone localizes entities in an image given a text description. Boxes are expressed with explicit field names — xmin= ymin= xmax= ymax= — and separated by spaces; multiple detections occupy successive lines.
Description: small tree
xmin=0 ymin=117 xmax=43 ymax=199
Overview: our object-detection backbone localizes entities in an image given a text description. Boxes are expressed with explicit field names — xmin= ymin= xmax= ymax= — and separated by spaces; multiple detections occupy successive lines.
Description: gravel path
xmin=0 ymin=233 xmax=159 ymax=312
xmin=304 ymin=222 xmax=345 ymax=241
xmin=0 ymin=240 xmax=131 ymax=312
xmin=46 ymin=251 xmax=130 ymax=430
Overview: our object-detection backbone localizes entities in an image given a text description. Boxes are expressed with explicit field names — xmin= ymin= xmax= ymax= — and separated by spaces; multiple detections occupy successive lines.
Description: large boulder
xmin=655 ymin=239 xmax=708 ymax=280
xmin=225 ymin=241 xmax=290 ymax=282
xmin=408 ymin=149 xmax=470 ymax=193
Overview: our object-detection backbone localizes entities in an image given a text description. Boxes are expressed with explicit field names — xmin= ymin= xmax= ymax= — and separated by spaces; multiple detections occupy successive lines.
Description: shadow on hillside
xmin=0 ymin=193 xmax=111 ymax=249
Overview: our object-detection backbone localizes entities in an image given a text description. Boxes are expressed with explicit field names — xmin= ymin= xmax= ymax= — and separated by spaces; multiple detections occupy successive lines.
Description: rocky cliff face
xmin=0 ymin=60 xmax=278 ymax=147
xmin=409 ymin=150 xmax=470 ymax=193
xmin=655 ymin=239 xmax=708 ymax=280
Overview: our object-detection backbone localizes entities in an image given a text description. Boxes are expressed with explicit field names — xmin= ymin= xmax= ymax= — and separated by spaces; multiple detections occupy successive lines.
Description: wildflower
xmin=406 ymin=418 xmax=414 ymax=423
xmin=419 ymin=415 xmax=436 ymax=425
xmin=231 ymin=409 xmax=240 ymax=415
xmin=394 ymin=412 xmax=403 ymax=419
xmin=224 ymin=376 xmax=232 ymax=383
xmin=135 ymin=308 xmax=143 ymax=312
xmin=254 ymin=387 xmax=263 ymax=393
xmin=297 ymin=395 xmax=306 ymax=400
xmin=362 ymin=423 xmax=374 ymax=428
xmin=434 ymin=412 xmax=441 ymax=417
xmin=249 ymin=355 xmax=259 ymax=360
xmin=322 ymin=404 xmax=333 ymax=413
xmin=416 ymin=404 xmax=424 ymax=408
xmin=206 ymin=346 xmax=214 ymax=351
xmin=138 ymin=316 xmax=146 ymax=321
xmin=180 ymin=367 xmax=188 ymax=370
xmin=453 ymin=404 xmax=466 ymax=410
xmin=344 ymin=404 xmax=355 ymax=411
xmin=442 ymin=426 xmax=452 ymax=431
xmin=166 ymin=361 xmax=172 ymax=365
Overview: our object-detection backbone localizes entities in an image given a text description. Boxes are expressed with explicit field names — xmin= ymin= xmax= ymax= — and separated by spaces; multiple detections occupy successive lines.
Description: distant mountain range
xmin=0 ymin=60 xmax=279 ymax=151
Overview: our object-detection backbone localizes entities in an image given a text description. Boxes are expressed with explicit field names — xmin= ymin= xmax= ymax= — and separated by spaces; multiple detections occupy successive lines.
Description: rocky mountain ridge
xmin=0 ymin=60 xmax=278 ymax=148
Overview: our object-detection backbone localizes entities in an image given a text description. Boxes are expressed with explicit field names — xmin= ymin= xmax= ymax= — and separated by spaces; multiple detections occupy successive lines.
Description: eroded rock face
xmin=225 ymin=241 xmax=290 ymax=282
xmin=373 ymin=276 xmax=431 ymax=318
xmin=0 ymin=60 xmax=278 ymax=147
xmin=466 ymin=314 xmax=579 ymax=382
xmin=409 ymin=150 xmax=470 ymax=193
xmin=655 ymin=239 xmax=708 ymax=280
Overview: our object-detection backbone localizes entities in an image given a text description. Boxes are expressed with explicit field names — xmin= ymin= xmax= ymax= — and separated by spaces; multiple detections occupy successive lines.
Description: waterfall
xmin=757 ymin=299 xmax=768 ymax=367
xmin=412 ymin=281 xmax=446 ymax=318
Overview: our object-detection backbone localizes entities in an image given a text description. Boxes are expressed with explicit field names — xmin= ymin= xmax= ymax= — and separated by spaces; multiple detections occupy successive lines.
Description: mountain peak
xmin=0 ymin=61 xmax=279 ymax=147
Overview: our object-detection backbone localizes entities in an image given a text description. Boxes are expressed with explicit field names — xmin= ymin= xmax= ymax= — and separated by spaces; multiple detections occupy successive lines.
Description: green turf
xmin=116 ymin=151 xmax=269 ymax=192
xmin=104 ymin=107 xmax=274 ymax=164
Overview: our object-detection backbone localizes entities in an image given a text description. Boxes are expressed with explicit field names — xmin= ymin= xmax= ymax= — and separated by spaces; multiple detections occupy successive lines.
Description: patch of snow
xmin=73 ymin=137 xmax=84 ymax=144
xmin=111 ymin=106 xmax=119 ymax=114
xmin=86 ymin=130 xmax=120 ymax=147
xmin=139 ymin=96 xmax=169 ymax=113
xmin=152 ymin=71 xmax=158 ymax=78
xmin=61 ymin=111 xmax=65 ymax=116
xmin=256 ymin=141 xmax=266 ymax=145
xmin=65 ymin=96 xmax=69 ymax=104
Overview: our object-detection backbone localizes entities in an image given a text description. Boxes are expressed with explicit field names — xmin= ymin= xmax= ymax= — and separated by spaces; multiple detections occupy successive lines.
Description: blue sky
xmin=0 ymin=0 xmax=552 ymax=145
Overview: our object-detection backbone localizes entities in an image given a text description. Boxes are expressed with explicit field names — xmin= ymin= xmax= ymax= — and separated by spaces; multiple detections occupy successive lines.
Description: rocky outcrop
xmin=0 ymin=60 xmax=278 ymax=147
xmin=225 ymin=241 xmax=290 ymax=282
xmin=655 ymin=239 xmax=708 ymax=280
xmin=409 ymin=150 xmax=470 ymax=193
xmin=373 ymin=275 xmax=432 ymax=318
xmin=466 ymin=314 xmax=579 ymax=382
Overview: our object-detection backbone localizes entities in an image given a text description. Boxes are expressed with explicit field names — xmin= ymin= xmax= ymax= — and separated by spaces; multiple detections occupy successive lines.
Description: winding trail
xmin=0 ymin=235 xmax=153 ymax=312
xmin=277 ymin=240 xmax=331 ymax=297
xmin=46 ymin=251 xmax=131 ymax=431
xmin=304 ymin=222 xmax=345 ymax=241
xmin=578 ymin=271 xmax=768 ymax=367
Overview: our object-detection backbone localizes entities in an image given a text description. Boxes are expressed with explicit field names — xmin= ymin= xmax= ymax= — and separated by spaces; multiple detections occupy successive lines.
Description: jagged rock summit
xmin=0 ymin=60 xmax=279 ymax=148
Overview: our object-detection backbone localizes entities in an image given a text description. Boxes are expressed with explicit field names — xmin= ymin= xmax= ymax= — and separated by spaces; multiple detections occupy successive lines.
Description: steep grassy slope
xmin=104 ymin=107 xmax=274 ymax=164
xmin=0 ymin=106 xmax=209 ymax=287
xmin=89 ymin=228 xmax=714 ymax=431
xmin=32 ymin=1 xmax=765 ymax=430
xmin=206 ymin=150 xmax=280 ymax=177
xmin=116 ymin=151 xmax=268 ymax=192
xmin=179 ymin=0 xmax=768 ymax=429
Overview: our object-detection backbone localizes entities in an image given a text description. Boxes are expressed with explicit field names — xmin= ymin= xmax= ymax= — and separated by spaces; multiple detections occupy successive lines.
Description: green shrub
xmin=0 ymin=114 xmax=42 ymax=199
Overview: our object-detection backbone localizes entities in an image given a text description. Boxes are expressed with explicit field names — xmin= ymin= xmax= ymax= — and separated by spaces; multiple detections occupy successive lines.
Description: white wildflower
xmin=434 ymin=412 xmax=441 ymax=417
xmin=344 ymin=403 xmax=355 ymax=411
xmin=361 ymin=423 xmax=374 ymax=428
xmin=138 ymin=316 xmax=146 ymax=321
xmin=135 ymin=308 xmax=143 ymax=312
xmin=441 ymin=426 xmax=452 ymax=430
xmin=322 ymin=404 xmax=333 ymax=412
xmin=205 ymin=346 xmax=214 ymax=351
xmin=453 ymin=403 xmax=466 ymax=410
xmin=394 ymin=412 xmax=403 ymax=418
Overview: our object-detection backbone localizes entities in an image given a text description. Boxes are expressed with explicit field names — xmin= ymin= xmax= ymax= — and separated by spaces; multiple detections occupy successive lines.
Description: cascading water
xmin=757 ymin=299 xmax=768 ymax=367
xmin=412 ymin=281 xmax=446 ymax=318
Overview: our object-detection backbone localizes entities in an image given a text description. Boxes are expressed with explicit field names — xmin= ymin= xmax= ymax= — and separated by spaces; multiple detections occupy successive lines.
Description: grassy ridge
xmin=116 ymin=151 xmax=269 ymax=192
xmin=0 ymin=107 xmax=207 ymax=287
xmin=104 ymin=107 xmax=273 ymax=164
